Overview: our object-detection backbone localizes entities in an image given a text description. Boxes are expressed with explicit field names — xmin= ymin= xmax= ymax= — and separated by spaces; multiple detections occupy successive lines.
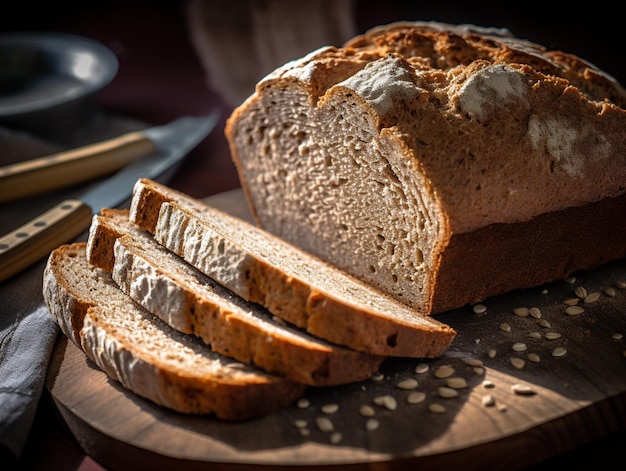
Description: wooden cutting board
xmin=45 ymin=188 xmax=626 ymax=470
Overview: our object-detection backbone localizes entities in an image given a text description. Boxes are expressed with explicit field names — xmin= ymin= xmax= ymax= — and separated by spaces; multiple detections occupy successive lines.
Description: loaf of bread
xmin=86 ymin=208 xmax=384 ymax=386
xmin=225 ymin=21 xmax=626 ymax=315
xmin=43 ymin=243 xmax=305 ymax=419
xmin=129 ymin=178 xmax=456 ymax=358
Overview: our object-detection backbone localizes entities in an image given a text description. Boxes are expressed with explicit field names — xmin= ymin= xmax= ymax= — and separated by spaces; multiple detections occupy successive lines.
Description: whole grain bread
xmin=129 ymin=178 xmax=456 ymax=358
xmin=86 ymin=208 xmax=384 ymax=386
xmin=224 ymin=21 xmax=626 ymax=314
xmin=43 ymin=242 xmax=305 ymax=419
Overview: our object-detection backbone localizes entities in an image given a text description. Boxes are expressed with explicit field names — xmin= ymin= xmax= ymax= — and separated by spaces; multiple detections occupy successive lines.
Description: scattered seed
xmin=434 ymin=365 xmax=455 ymax=378
xmin=527 ymin=352 xmax=541 ymax=363
xmin=466 ymin=358 xmax=484 ymax=367
xmin=294 ymin=419 xmax=308 ymax=429
xmin=563 ymin=298 xmax=580 ymax=306
xmin=330 ymin=432 xmax=342 ymax=444
xmin=315 ymin=416 xmax=334 ymax=432
xmin=574 ymin=286 xmax=588 ymax=299
xmin=482 ymin=394 xmax=496 ymax=407
xmin=615 ymin=280 xmax=626 ymax=289
xmin=499 ymin=323 xmax=512 ymax=332
xmin=321 ymin=403 xmax=339 ymax=414
xmin=475 ymin=338 xmax=481 ymax=344
xmin=407 ymin=391 xmax=426 ymax=404
xmin=447 ymin=377 xmax=468 ymax=389
xmin=396 ymin=378 xmax=419 ymax=390
xmin=552 ymin=347 xmax=567 ymax=357
xmin=429 ymin=403 xmax=447 ymax=414
xmin=512 ymin=342 xmax=528 ymax=352
xmin=528 ymin=331 xmax=542 ymax=339
xmin=529 ymin=307 xmax=542 ymax=319
xmin=415 ymin=363 xmax=429 ymax=374
xmin=482 ymin=380 xmax=495 ymax=388
xmin=512 ymin=383 xmax=536 ymax=395
xmin=584 ymin=292 xmax=601 ymax=304
xmin=473 ymin=367 xmax=486 ymax=375
xmin=510 ymin=357 xmax=526 ymax=370
xmin=565 ymin=276 xmax=576 ymax=284
xmin=544 ymin=332 xmax=562 ymax=340
xmin=537 ymin=319 xmax=552 ymax=328
xmin=473 ymin=304 xmax=487 ymax=314
xmin=604 ymin=287 xmax=617 ymax=298
xmin=297 ymin=398 xmax=310 ymax=408
xmin=513 ymin=307 xmax=530 ymax=318
xmin=299 ymin=428 xmax=310 ymax=437
xmin=565 ymin=305 xmax=585 ymax=316
xmin=374 ymin=395 xmax=398 ymax=410
xmin=365 ymin=418 xmax=380 ymax=431
xmin=498 ymin=404 xmax=509 ymax=412
xmin=438 ymin=386 xmax=459 ymax=398
xmin=612 ymin=333 xmax=624 ymax=341
xmin=487 ymin=348 xmax=497 ymax=358
xmin=370 ymin=372 xmax=384 ymax=381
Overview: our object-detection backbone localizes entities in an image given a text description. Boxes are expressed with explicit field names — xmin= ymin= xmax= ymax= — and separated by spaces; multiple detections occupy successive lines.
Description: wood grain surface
xmin=45 ymin=189 xmax=626 ymax=470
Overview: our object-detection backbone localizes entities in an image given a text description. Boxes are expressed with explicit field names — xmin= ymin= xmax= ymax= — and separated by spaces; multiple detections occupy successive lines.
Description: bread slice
xmin=86 ymin=208 xmax=384 ymax=386
xmin=225 ymin=21 xmax=626 ymax=314
xmin=43 ymin=242 xmax=305 ymax=419
xmin=129 ymin=178 xmax=456 ymax=358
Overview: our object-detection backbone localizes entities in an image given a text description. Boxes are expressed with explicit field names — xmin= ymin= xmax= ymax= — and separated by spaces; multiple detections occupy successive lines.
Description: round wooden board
xmin=45 ymin=190 xmax=626 ymax=470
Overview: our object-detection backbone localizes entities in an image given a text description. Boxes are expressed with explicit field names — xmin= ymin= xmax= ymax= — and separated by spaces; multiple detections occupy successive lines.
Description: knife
xmin=0 ymin=112 xmax=219 ymax=282
xmin=0 ymin=117 xmax=214 ymax=203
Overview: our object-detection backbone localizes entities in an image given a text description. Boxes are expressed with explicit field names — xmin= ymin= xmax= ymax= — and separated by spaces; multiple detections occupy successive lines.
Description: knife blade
xmin=0 ymin=116 xmax=216 ymax=203
xmin=0 ymin=112 xmax=219 ymax=282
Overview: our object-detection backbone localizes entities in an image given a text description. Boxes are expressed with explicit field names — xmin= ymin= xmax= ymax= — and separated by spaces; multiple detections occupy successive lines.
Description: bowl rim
xmin=0 ymin=31 xmax=119 ymax=118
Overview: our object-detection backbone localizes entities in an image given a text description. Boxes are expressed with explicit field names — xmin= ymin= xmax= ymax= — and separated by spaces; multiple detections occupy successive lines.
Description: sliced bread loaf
xmin=86 ymin=208 xmax=384 ymax=385
xmin=129 ymin=178 xmax=456 ymax=358
xmin=43 ymin=242 xmax=305 ymax=419
xmin=225 ymin=21 xmax=626 ymax=314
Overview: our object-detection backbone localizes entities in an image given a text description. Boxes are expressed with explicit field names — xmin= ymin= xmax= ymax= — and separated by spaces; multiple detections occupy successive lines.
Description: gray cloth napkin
xmin=0 ymin=113 xmax=145 ymax=462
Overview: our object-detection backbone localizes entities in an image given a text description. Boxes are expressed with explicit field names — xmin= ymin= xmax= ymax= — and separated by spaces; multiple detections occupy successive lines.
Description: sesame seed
xmin=370 ymin=372 xmax=384 ymax=381
xmin=527 ymin=352 xmax=541 ymax=363
xmin=407 ymin=391 xmax=426 ymax=404
xmin=315 ymin=417 xmax=334 ymax=432
xmin=604 ymin=287 xmax=617 ymax=298
xmin=473 ymin=366 xmax=486 ymax=375
xmin=482 ymin=394 xmax=495 ymax=407
xmin=511 ymin=383 xmax=536 ymax=395
xmin=482 ymin=380 xmax=495 ymax=388
xmin=473 ymin=304 xmax=487 ymax=314
xmin=299 ymin=428 xmax=310 ymax=437
xmin=565 ymin=305 xmax=585 ymax=316
xmin=297 ymin=398 xmax=310 ymax=408
xmin=330 ymin=432 xmax=342 ymax=444
xmin=537 ymin=319 xmax=552 ymax=328
xmin=428 ymin=403 xmax=447 ymax=414
xmin=612 ymin=333 xmax=624 ymax=341
xmin=373 ymin=395 xmax=398 ymax=410
xmin=294 ymin=419 xmax=308 ymax=428
xmin=365 ymin=418 xmax=380 ymax=431
xmin=615 ymin=280 xmax=626 ymax=289
xmin=433 ymin=365 xmax=455 ymax=378
xmin=466 ymin=359 xmax=484 ymax=367
xmin=574 ymin=286 xmax=588 ymax=299
xmin=529 ymin=307 xmax=542 ymax=319
xmin=565 ymin=276 xmax=576 ymax=284
xmin=359 ymin=405 xmax=376 ymax=417
xmin=512 ymin=342 xmax=528 ymax=352
xmin=438 ymin=386 xmax=459 ymax=398
xmin=499 ymin=323 xmax=512 ymax=332
xmin=584 ymin=292 xmax=601 ymax=304
xmin=487 ymin=348 xmax=497 ymax=358
xmin=321 ymin=403 xmax=339 ymax=414
xmin=528 ymin=332 xmax=542 ymax=339
xmin=396 ymin=378 xmax=419 ymax=390
xmin=563 ymin=298 xmax=580 ymax=306
xmin=446 ymin=377 xmax=468 ymax=389
xmin=513 ymin=307 xmax=530 ymax=318
xmin=552 ymin=347 xmax=567 ymax=357
xmin=544 ymin=332 xmax=562 ymax=340
xmin=415 ymin=363 xmax=429 ymax=374
xmin=510 ymin=357 xmax=526 ymax=370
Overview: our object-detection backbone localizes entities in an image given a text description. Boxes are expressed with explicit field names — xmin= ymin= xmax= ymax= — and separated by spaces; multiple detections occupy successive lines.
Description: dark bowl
xmin=0 ymin=32 xmax=118 ymax=140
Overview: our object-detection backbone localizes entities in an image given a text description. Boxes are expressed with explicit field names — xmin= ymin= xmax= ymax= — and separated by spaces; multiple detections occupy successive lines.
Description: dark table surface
xmin=2 ymin=1 xmax=624 ymax=469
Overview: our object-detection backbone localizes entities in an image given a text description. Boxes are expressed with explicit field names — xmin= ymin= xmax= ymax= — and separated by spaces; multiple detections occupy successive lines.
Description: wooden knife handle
xmin=0 ymin=199 xmax=93 ymax=282
xmin=0 ymin=131 xmax=155 ymax=203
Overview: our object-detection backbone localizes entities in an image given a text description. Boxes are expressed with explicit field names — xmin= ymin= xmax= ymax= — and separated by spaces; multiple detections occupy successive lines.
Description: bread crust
xmin=43 ymin=243 xmax=305 ymax=419
xmin=225 ymin=21 xmax=626 ymax=314
xmin=88 ymin=209 xmax=385 ymax=385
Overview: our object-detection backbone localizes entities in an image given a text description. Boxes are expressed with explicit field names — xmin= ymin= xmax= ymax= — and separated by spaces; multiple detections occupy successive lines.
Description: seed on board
xmin=544 ymin=332 xmax=562 ymax=340
xmin=510 ymin=357 xmax=526 ymax=370
xmin=330 ymin=432 xmax=342 ymax=444
xmin=612 ymin=333 xmax=624 ymax=341
xmin=415 ymin=363 xmax=430 ymax=374
xmin=487 ymin=348 xmax=497 ymax=358
xmin=574 ymin=286 xmax=588 ymax=299
xmin=370 ymin=372 xmax=385 ymax=381
xmin=482 ymin=380 xmax=495 ymax=388
xmin=565 ymin=276 xmax=576 ymax=284
xmin=565 ymin=305 xmax=585 ymax=316
xmin=360 ymin=405 xmax=376 ymax=417
xmin=466 ymin=358 xmax=484 ymax=367
xmin=473 ymin=304 xmax=487 ymax=314
xmin=294 ymin=419 xmax=308 ymax=429
xmin=563 ymin=298 xmax=580 ymax=306
xmin=528 ymin=331 xmax=542 ymax=339
xmin=511 ymin=383 xmax=536 ymax=395
xmin=396 ymin=378 xmax=419 ymax=390
xmin=552 ymin=347 xmax=567 ymax=357
xmin=429 ymin=403 xmax=447 ymax=414
xmin=482 ymin=394 xmax=496 ymax=407
xmin=537 ymin=319 xmax=552 ymax=328
xmin=315 ymin=416 xmax=334 ymax=432
xmin=604 ymin=287 xmax=617 ymax=298
xmin=512 ymin=342 xmax=528 ymax=352
xmin=299 ymin=428 xmax=311 ymax=437
xmin=438 ymin=386 xmax=459 ymax=398
xmin=529 ymin=307 xmax=542 ymax=319
xmin=374 ymin=395 xmax=398 ymax=410
xmin=365 ymin=418 xmax=380 ymax=431
xmin=584 ymin=292 xmax=601 ymax=304
xmin=297 ymin=398 xmax=310 ymax=408
xmin=407 ymin=391 xmax=426 ymax=404
xmin=499 ymin=323 xmax=512 ymax=332
xmin=447 ymin=377 xmax=468 ymax=389
xmin=513 ymin=307 xmax=530 ymax=318
xmin=527 ymin=352 xmax=541 ymax=363
xmin=321 ymin=403 xmax=339 ymax=414
xmin=615 ymin=280 xmax=626 ymax=289
xmin=434 ymin=365 xmax=455 ymax=378
xmin=473 ymin=367 xmax=486 ymax=376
